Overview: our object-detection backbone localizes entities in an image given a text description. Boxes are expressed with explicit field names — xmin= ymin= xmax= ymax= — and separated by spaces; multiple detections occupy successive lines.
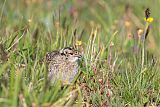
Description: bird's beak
xmin=78 ymin=55 xmax=82 ymax=59
xmin=74 ymin=54 xmax=82 ymax=59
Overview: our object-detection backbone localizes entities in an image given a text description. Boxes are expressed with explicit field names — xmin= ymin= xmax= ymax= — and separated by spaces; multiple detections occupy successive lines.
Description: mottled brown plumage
xmin=46 ymin=47 xmax=81 ymax=84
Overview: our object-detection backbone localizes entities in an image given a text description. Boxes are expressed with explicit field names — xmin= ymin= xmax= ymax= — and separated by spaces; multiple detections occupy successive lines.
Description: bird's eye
xmin=75 ymin=51 xmax=79 ymax=54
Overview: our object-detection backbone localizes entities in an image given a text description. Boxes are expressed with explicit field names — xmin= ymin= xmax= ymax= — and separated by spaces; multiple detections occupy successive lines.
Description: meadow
xmin=0 ymin=0 xmax=160 ymax=107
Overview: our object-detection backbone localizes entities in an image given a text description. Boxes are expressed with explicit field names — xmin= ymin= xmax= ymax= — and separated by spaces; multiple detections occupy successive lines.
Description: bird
xmin=46 ymin=47 xmax=82 ymax=84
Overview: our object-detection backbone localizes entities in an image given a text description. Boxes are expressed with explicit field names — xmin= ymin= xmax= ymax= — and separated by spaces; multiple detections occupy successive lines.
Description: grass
xmin=0 ymin=0 xmax=160 ymax=107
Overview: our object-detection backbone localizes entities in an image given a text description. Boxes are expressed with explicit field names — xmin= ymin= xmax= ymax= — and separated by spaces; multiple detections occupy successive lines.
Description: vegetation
xmin=0 ymin=0 xmax=160 ymax=106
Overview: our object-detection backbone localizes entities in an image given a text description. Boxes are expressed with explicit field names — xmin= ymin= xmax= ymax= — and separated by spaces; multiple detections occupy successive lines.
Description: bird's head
xmin=60 ymin=47 xmax=82 ymax=62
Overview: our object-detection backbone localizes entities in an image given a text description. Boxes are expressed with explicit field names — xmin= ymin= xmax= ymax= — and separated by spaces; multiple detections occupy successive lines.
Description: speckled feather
xmin=46 ymin=47 xmax=81 ymax=84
